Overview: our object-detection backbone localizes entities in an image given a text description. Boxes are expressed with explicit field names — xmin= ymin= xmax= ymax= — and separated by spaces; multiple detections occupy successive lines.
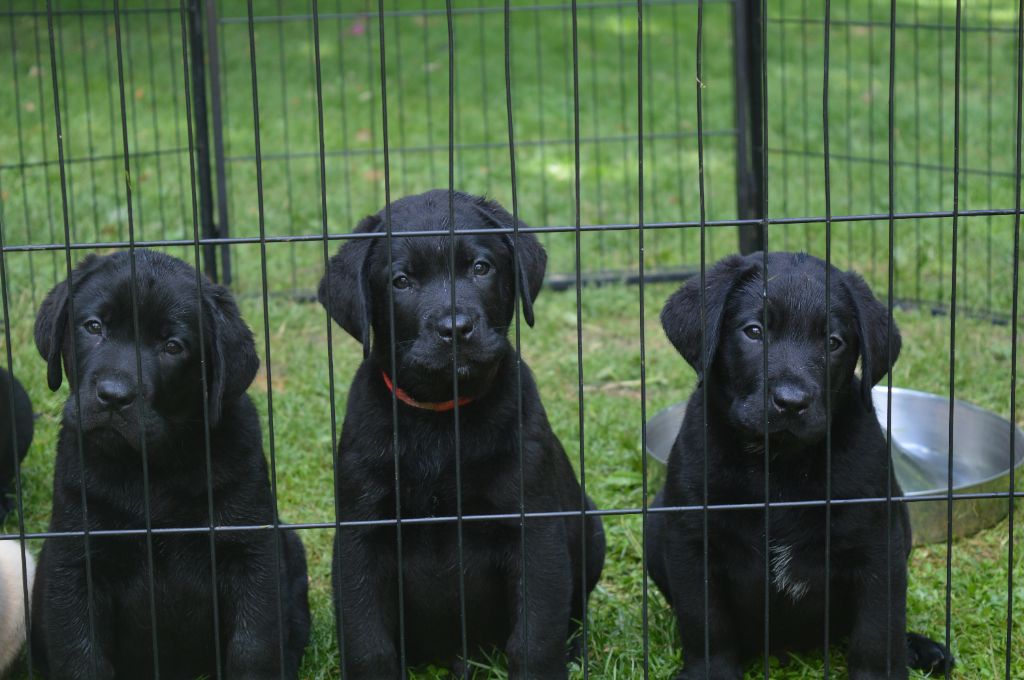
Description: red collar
xmin=381 ymin=371 xmax=477 ymax=412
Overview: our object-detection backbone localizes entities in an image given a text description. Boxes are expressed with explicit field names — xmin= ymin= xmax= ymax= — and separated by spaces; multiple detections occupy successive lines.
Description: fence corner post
xmin=733 ymin=0 xmax=767 ymax=255
xmin=187 ymin=0 xmax=232 ymax=286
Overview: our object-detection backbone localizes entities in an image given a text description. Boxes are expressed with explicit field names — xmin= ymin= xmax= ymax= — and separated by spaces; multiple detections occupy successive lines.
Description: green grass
xmin=1 ymin=0 xmax=1023 ymax=678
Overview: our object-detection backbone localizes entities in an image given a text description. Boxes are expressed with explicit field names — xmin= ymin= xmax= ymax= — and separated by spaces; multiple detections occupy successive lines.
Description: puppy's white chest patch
xmin=769 ymin=542 xmax=809 ymax=601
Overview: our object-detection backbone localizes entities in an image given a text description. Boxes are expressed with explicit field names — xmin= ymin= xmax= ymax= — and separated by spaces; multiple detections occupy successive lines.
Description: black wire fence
xmin=0 ymin=0 xmax=1020 ymax=678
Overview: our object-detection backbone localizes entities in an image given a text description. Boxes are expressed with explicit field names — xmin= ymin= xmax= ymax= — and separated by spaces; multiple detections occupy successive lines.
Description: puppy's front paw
xmin=906 ymin=632 xmax=954 ymax=676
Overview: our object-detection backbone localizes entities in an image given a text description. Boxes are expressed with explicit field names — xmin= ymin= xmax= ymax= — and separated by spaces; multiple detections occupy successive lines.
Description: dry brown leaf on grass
xmin=252 ymin=366 xmax=288 ymax=394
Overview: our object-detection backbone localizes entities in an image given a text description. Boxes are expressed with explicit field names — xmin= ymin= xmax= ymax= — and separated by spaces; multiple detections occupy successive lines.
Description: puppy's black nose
xmin=771 ymin=385 xmax=811 ymax=415
xmin=437 ymin=314 xmax=475 ymax=342
xmin=96 ymin=378 xmax=136 ymax=411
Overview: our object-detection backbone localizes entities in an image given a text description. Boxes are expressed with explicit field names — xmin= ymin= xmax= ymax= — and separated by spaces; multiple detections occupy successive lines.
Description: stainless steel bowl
xmin=645 ymin=387 xmax=1024 ymax=545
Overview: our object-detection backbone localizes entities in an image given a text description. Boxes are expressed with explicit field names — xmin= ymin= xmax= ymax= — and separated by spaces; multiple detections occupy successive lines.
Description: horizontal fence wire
xmin=4 ymin=489 xmax=1023 ymax=542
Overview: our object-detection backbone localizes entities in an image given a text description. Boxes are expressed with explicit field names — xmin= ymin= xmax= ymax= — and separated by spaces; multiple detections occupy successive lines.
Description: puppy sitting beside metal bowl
xmin=646 ymin=385 xmax=1024 ymax=545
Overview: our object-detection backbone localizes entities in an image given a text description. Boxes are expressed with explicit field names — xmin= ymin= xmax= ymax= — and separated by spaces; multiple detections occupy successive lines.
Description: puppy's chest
xmin=709 ymin=510 xmax=828 ymax=601
xmin=386 ymin=440 xmax=517 ymax=519
xmin=394 ymin=476 xmax=510 ymax=521
xmin=765 ymin=538 xmax=817 ymax=602
xmin=104 ymin=537 xmax=217 ymax=644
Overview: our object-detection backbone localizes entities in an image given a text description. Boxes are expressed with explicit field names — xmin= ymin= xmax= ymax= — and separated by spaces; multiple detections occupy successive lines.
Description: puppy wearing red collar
xmin=319 ymin=190 xmax=605 ymax=680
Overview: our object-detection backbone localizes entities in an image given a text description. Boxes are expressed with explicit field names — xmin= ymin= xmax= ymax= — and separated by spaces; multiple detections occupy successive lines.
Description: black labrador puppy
xmin=0 ymin=367 xmax=33 ymax=521
xmin=647 ymin=252 xmax=953 ymax=680
xmin=319 ymin=189 xmax=605 ymax=679
xmin=31 ymin=250 xmax=310 ymax=679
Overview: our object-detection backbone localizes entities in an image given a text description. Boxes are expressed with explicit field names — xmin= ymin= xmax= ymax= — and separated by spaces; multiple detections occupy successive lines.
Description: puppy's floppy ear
xmin=501 ymin=232 xmax=546 ymax=328
xmin=472 ymin=197 xmax=546 ymax=327
xmin=660 ymin=254 xmax=756 ymax=380
xmin=318 ymin=214 xmax=380 ymax=357
xmin=204 ymin=282 xmax=259 ymax=426
xmin=34 ymin=255 xmax=102 ymax=391
xmin=843 ymin=270 xmax=901 ymax=405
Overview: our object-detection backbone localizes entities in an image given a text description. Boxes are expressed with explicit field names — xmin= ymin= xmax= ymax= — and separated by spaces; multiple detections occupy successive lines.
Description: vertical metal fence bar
xmin=444 ymin=1 xmax=471 ymax=675
xmin=1007 ymin=3 xmax=1024 ymax=676
xmin=983 ymin=0 xmax=991 ymax=315
xmin=999 ymin=0 xmax=1024 ymax=668
xmin=374 ymin=1 xmax=408 ymax=674
xmin=937 ymin=0 xmax=946 ymax=305
xmin=885 ymin=0 xmax=898 ymax=673
xmin=986 ymin=0 xmax=995 ymax=316
xmin=503 ymin=1 xmax=531 ymax=675
xmin=913 ymin=0 xmax=922 ymax=299
xmin=867 ymin=0 xmax=878 ymax=279
xmin=569 ymin=1 xmax=591 ymax=675
xmin=175 ymin=1 xmax=224 ymax=674
xmin=944 ymin=2 xmax=964 ymax=678
xmin=241 ymin=3 xmax=290 ymax=674
xmin=799 ymin=0 xmax=810 ymax=251
xmin=821 ymin=1 xmax=833 ymax=675
xmin=695 ymin=1 xmax=711 ymax=675
xmin=42 ymin=2 xmax=100 ymax=674
xmin=961 ymin=3 xmax=970 ymax=308
xmin=309 ymin=5 xmax=345 ymax=679
xmin=779 ymin=0 xmax=790 ymax=253
xmin=757 ymin=0 xmax=771 ymax=676
xmin=635 ymin=1 xmax=650 ymax=677
xmin=111 ymin=0 xmax=164 ymax=671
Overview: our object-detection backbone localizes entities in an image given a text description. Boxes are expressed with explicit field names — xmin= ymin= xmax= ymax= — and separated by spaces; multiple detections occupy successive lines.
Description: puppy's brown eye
xmin=473 ymin=261 xmax=491 ymax=276
xmin=393 ymin=275 xmax=410 ymax=290
xmin=828 ymin=335 xmax=843 ymax=352
xmin=83 ymin=320 xmax=102 ymax=335
xmin=743 ymin=324 xmax=763 ymax=341
xmin=163 ymin=340 xmax=184 ymax=355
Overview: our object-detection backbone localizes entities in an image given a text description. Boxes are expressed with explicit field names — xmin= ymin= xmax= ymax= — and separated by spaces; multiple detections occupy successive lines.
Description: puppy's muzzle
xmin=435 ymin=312 xmax=476 ymax=343
xmin=95 ymin=375 xmax=137 ymax=412
xmin=770 ymin=384 xmax=812 ymax=417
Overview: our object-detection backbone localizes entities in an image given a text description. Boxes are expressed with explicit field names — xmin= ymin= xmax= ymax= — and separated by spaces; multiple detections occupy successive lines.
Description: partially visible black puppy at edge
xmin=319 ymin=189 xmax=606 ymax=679
xmin=647 ymin=252 xmax=954 ymax=680
xmin=0 ymin=367 xmax=34 ymax=522
xmin=31 ymin=250 xmax=311 ymax=679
